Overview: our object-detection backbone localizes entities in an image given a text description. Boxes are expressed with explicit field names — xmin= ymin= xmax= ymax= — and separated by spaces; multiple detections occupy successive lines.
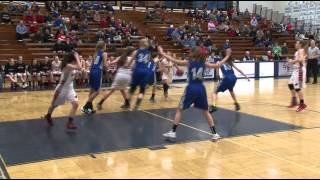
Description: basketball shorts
xmin=89 ymin=69 xmax=102 ymax=91
xmin=179 ymin=83 xmax=208 ymax=110
xmin=216 ymin=76 xmax=237 ymax=93
xmin=112 ymin=68 xmax=132 ymax=90
xmin=53 ymin=86 xmax=78 ymax=106
xmin=131 ymin=68 xmax=153 ymax=89
xmin=289 ymin=67 xmax=306 ymax=89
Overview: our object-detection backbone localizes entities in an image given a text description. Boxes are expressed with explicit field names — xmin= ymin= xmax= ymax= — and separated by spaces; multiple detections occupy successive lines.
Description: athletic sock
xmin=172 ymin=124 xmax=178 ymax=132
xmin=210 ymin=126 xmax=217 ymax=134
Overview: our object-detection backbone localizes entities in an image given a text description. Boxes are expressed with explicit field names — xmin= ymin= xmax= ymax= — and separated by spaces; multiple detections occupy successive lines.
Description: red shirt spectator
xmin=100 ymin=18 xmax=108 ymax=29
xmin=29 ymin=22 xmax=39 ymax=34
xmin=35 ymin=15 xmax=44 ymax=24
xmin=23 ymin=14 xmax=35 ymax=24
xmin=115 ymin=19 xmax=122 ymax=29
xmin=287 ymin=22 xmax=293 ymax=31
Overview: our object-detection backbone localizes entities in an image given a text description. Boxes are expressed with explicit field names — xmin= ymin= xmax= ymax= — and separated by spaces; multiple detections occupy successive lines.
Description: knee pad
xmin=163 ymin=83 xmax=169 ymax=94
xmin=288 ymin=84 xmax=294 ymax=90
xmin=295 ymin=88 xmax=301 ymax=92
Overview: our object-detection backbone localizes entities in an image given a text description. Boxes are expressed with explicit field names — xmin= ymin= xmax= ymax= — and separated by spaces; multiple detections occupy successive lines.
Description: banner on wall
xmin=259 ymin=62 xmax=275 ymax=77
xmin=278 ymin=61 xmax=293 ymax=76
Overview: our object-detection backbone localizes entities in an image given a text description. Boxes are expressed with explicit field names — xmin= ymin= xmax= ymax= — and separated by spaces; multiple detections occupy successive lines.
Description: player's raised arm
xmin=232 ymin=63 xmax=250 ymax=81
xmin=67 ymin=52 xmax=82 ymax=70
xmin=158 ymin=46 xmax=188 ymax=66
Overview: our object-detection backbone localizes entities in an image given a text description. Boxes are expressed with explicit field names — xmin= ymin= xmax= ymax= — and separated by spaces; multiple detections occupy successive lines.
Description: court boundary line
xmin=141 ymin=109 xmax=320 ymax=176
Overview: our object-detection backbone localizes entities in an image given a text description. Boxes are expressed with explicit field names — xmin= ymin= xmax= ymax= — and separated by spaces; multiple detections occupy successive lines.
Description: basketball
xmin=176 ymin=68 xmax=184 ymax=77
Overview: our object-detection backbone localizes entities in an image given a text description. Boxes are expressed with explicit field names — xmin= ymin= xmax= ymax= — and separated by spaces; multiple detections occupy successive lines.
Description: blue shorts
xmin=216 ymin=77 xmax=237 ymax=93
xmin=131 ymin=68 xmax=153 ymax=89
xmin=89 ymin=69 xmax=102 ymax=91
xmin=179 ymin=83 xmax=208 ymax=110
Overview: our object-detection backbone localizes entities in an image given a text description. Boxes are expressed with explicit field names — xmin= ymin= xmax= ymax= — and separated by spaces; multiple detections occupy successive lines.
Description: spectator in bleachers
xmin=272 ymin=42 xmax=282 ymax=60
xmin=250 ymin=16 xmax=258 ymax=29
xmin=1 ymin=8 xmax=12 ymax=24
xmin=267 ymin=51 xmax=273 ymax=61
xmin=40 ymin=56 xmax=52 ymax=87
xmin=208 ymin=20 xmax=217 ymax=33
xmin=242 ymin=50 xmax=255 ymax=61
xmin=5 ymin=59 xmax=18 ymax=89
xmin=203 ymin=35 xmax=213 ymax=52
xmin=113 ymin=32 xmax=122 ymax=43
xmin=244 ymin=9 xmax=250 ymax=18
xmin=281 ymin=42 xmax=289 ymax=58
xmin=28 ymin=59 xmax=41 ymax=89
xmin=15 ymin=56 xmax=28 ymax=88
xmin=223 ymin=39 xmax=230 ymax=49
xmin=51 ymin=56 xmax=62 ymax=84
xmin=7 ymin=2 xmax=17 ymax=14
xmin=63 ymin=37 xmax=76 ymax=53
xmin=93 ymin=11 xmax=101 ymax=22
xmin=23 ymin=9 xmax=35 ymax=25
xmin=16 ymin=20 xmax=28 ymax=41
xmin=31 ymin=1 xmax=40 ymax=15
xmin=100 ymin=17 xmax=109 ymax=29
xmin=256 ymin=29 xmax=264 ymax=46
xmin=239 ymin=24 xmax=250 ymax=39
xmin=29 ymin=21 xmax=40 ymax=42
xmin=165 ymin=25 xmax=175 ymax=40
xmin=70 ymin=16 xmax=79 ymax=31
xmin=53 ymin=15 xmax=63 ymax=28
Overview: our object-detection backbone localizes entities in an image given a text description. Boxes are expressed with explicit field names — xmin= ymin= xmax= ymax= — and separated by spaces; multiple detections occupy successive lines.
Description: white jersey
xmin=289 ymin=49 xmax=306 ymax=89
xmin=161 ymin=58 xmax=173 ymax=82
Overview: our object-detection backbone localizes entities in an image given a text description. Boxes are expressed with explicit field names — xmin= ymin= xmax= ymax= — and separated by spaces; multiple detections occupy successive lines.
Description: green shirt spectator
xmin=272 ymin=43 xmax=282 ymax=60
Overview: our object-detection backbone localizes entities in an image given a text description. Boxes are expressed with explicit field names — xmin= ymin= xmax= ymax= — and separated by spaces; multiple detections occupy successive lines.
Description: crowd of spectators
xmin=7 ymin=1 xmax=141 ymax=55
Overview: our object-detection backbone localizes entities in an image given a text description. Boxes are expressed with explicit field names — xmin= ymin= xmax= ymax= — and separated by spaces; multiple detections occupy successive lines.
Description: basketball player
xmin=159 ymin=52 xmax=174 ymax=100
xmin=288 ymin=40 xmax=308 ymax=112
xmin=209 ymin=48 xmax=250 ymax=113
xmin=124 ymin=38 xmax=154 ymax=110
xmin=148 ymin=52 xmax=160 ymax=103
xmin=158 ymin=46 xmax=221 ymax=140
xmin=44 ymin=51 xmax=82 ymax=129
xmin=82 ymin=41 xmax=108 ymax=114
xmin=97 ymin=47 xmax=135 ymax=110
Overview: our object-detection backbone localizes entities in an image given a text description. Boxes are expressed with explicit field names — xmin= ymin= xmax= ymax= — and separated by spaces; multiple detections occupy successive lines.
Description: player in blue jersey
xmin=158 ymin=46 xmax=222 ymax=141
xmin=209 ymin=48 xmax=250 ymax=113
xmin=82 ymin=41 xmax=108 ymax=114
xmin=123 ymin=38 xmax=154 ymax=110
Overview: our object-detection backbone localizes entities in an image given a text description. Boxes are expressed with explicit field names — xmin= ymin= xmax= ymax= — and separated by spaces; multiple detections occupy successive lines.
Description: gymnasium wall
xmin=238 ymin=1 xmax=288 ymax=14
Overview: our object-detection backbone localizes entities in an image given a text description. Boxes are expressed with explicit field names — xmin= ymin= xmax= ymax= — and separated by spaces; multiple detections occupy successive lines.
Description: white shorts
xmin=289 ymin=67 xmax=306 ymax=89
xmin=111 ymin=68 xmax=132 ymax=90
xmin=53 ymin=87 xmax=78 ymax=106
xmin=52 ymin=71 xmax=62 ymax=76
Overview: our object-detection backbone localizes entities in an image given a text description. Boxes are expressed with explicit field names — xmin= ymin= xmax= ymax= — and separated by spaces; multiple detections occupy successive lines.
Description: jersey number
xmin=94 ymin=56 xmax=101 ymax=65
xmin=191 ymin=67 xmax=203 ymax=80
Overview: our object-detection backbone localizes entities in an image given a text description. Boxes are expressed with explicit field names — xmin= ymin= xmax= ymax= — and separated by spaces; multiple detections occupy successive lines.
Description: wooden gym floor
xmin=1 ymin=78 xmax=320 ymax=179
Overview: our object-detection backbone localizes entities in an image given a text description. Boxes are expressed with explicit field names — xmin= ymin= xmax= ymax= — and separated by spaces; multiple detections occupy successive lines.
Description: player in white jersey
xmin=44 ymin=52 xmax=83 ymax=129
xmin=159 ymin=52 xmax=174 ymax=100
xmin=288 ymin=40 xmax=308 ymax=112
xmin=51 ymin=56 xmax=62 ymax=84
xmin=97 ymin=47 xmax=135 ymax=110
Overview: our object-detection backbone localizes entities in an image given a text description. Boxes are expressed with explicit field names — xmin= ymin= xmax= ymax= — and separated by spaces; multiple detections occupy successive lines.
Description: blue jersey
xmin=220 ymin=63 xmax=236 ymax=79
xmin=147 ymin=59 xmax=156 ymax=72
xmin=134 ymin=48 xmax=151 ymax=70
xmin=91 ymin=50 xmax=104 ymax=71
xmin=187 ymin=60 xmax=205 ymax=84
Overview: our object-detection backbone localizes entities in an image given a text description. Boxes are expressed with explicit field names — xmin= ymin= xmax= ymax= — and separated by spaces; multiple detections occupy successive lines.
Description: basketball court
xmin=1 ymin=79 xmax=320 ymax=178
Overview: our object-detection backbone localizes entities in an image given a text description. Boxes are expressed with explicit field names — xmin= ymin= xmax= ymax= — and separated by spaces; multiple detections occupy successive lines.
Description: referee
xmin=307 ymin=40 xmax=320 ymax=84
